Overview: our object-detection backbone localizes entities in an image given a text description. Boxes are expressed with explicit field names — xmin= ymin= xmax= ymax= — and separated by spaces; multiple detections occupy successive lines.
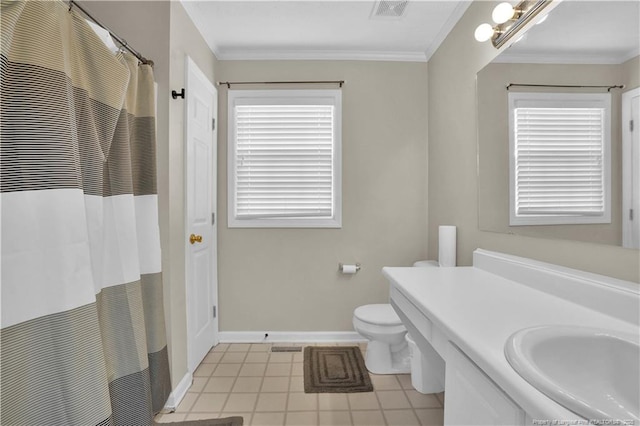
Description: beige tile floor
xmin=155 ymin=342 xmax=445 ymax=426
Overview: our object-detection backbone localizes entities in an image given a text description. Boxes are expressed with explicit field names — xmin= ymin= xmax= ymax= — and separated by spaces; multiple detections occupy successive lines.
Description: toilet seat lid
xmin=354 ymin=304 xmax=403 ymax=326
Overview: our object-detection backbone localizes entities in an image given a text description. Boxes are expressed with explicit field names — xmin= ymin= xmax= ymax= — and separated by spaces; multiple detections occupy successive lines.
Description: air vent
xmin=371 ymin=0 xmax=409 ymax=19
xmin=271 ymin=346 xmax=303 ymax=353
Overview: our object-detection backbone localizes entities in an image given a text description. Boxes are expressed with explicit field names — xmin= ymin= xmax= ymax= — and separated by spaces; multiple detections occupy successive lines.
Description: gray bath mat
xmin=304 ymin=346 xmax=373 ymax=393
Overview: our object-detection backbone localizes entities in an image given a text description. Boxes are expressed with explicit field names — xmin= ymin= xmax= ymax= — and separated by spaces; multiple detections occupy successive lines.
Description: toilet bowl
xmin=353 ymin=260 xmax=443 ymax=377
xmin=353 ymin=304 xmax=410 ymax=374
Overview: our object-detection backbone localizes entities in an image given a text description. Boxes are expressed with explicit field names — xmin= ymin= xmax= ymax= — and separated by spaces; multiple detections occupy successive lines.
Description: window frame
xmin=508 ymin=92 xmax=611 ymax=226
xmin=227 ymin=89 xmax=342 ymax=228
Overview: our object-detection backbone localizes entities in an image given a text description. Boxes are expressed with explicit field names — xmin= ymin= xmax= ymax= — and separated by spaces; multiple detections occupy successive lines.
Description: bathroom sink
xmin=505 ymin=325 xmax=640 ymax=421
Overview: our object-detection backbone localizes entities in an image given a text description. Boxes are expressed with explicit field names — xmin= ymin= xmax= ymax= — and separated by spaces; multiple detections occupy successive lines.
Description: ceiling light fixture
xmin=474 ymin=0 xmax=552 ymax=48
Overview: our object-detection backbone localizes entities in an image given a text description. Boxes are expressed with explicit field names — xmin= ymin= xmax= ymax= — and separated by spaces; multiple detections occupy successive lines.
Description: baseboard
xmin=163 ymin=371 xmax=192 ymax=411
xmin=218 ymin=331 xmax=366 ymax=343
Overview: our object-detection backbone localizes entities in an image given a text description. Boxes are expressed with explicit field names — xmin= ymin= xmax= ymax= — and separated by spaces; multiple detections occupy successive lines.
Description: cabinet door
xmin=444 ymin=343 xmax=525 ymax=425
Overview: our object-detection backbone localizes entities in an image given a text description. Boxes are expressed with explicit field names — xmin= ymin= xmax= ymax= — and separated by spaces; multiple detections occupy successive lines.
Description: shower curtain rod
xmin=67 ymin=0 xmax=154 ymax=66
xmin=218 ymin=80 xmax=345 ymax=89
xmin=506 ymin=83 xmax=624 ymax=92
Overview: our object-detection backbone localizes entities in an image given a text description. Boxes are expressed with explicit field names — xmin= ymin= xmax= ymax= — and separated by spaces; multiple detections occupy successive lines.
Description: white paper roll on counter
xmin=438 ymin=226 xmax=457 ymax=267
xmin=339 ymin=263 xmax=360 ymax=274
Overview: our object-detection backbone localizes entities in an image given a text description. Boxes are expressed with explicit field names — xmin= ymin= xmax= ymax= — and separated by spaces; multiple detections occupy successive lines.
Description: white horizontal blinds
xmin=235 ymin=104 xmax=334 ymax=219
xmin=514 ymin=106 xmax=605 ymax=216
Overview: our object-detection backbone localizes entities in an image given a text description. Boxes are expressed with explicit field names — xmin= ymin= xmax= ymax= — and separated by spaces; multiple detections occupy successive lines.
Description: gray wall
xmin=428 ymin=1 xmax=640 ymax=282
xmin=216 ymin=60 xmax=429 ymax=331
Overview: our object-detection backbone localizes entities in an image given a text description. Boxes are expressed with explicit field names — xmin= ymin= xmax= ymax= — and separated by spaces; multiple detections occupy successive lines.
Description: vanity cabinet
xmin=444 ymin=343 xmax=525 ymax=425
xmin=385 ymin=250 xmax=638 ymax=424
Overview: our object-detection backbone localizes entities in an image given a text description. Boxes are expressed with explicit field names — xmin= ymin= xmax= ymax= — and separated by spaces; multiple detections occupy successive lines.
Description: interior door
xmin=185 ymin=56 xmax=218 ymax=372
xmin=623 ymin=88 xmax=640 ymax=249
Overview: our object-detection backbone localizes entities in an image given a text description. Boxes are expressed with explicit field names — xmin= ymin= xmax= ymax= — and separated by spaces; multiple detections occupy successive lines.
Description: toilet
xmin=353 ymin=260 xmax=443 ymax=387
xmin=353 ymin=303 xmax=411 ymax=374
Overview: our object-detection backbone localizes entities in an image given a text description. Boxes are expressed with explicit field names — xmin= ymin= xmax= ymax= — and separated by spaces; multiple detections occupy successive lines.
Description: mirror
xmin=477 ymin=0 xmax=640 ymax=247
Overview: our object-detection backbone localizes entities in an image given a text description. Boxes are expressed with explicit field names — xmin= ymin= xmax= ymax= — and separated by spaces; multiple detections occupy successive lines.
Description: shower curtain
xmin=1 ymin=1 xmax=171 ymax=424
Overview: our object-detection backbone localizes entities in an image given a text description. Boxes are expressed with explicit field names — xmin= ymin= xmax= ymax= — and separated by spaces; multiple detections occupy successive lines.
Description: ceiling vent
xmin=371 ymin=0 xmax=409 ymax=19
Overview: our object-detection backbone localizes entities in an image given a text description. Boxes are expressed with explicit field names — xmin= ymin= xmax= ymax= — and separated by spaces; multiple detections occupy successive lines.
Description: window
xmin=227 ymin=89 xmax=342 ymax=228
xmin=508 ymin=92 xmax=611 ymax=226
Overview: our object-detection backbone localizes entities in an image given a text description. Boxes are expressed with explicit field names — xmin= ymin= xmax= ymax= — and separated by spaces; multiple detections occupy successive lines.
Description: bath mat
xmin=304 ymin=346 xmax=373 ymax=393
xmin=154 ymin=416 xmax=243 ymax=426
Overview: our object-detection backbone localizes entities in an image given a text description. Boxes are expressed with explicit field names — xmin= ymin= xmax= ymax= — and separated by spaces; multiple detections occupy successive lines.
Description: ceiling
xmin=496 ymin=0 xmax=640 ymax=64
xmin=180 ymin=0 xmax=471 ymax=62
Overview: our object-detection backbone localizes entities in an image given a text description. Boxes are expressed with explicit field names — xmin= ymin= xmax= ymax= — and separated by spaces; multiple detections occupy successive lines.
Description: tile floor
xmin=155 ymin=342 xmax=445 ymax=426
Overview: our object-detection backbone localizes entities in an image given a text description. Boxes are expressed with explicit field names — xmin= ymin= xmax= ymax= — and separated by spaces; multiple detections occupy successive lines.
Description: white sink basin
xmin=505 ymin=325 xmax=640 ymax=421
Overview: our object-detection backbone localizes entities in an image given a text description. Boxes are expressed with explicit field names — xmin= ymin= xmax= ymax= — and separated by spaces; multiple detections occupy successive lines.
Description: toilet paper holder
xmin=339 ymin=263 xmax=361 ymax=273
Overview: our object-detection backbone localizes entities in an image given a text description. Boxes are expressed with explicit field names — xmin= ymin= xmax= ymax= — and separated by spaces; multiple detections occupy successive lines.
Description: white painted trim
xmin=179 ymin=0 xmax=468 ymax=64
xmin=179 ymin=0 xmax=222 ymax=60
xmin=227 ymin=89 xmax=342 ymax=229
xmin=219 ymin=331 xmax=365 ymax=344
xmin=507 ymin=92 xmax=612 ymax=226
xmin=185 ymin=55 xmax=219 ymax=372
xmin=163 ymin=371 xmax=192 ymax=411
xmin=423 ymin=0 xmax=472 ymax=61
xmin=622 ymin=87 xmax=640 ymax=249
xmin=619 ymin=50 xmax=640 ymax=65
xmin=216 ymin=49 xmax=428 ymax=63
xmin=494 ymin=53 xmax=634 ymax=65
xmin=473 ymin=249 xmax=639 ymax=325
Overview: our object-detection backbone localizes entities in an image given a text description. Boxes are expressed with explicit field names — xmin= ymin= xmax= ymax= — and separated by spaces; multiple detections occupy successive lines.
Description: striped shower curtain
xmin=1 ymin=1 xmax=171 ymax=424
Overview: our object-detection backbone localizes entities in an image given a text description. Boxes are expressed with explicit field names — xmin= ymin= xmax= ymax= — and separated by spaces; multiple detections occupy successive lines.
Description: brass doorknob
xmin=189 ymin=234 xmax=203 ymax=244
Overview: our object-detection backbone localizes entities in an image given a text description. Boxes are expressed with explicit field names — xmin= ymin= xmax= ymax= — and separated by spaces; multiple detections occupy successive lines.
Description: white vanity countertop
xmin=383 ymin=265 xmax=638 ymax=421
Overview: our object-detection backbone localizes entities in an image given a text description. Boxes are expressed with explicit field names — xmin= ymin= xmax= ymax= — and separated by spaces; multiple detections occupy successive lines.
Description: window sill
xmin=228 ymin=217 xmax=342 ymax=229
xmin=509 ymin=214 xmax=611 ymax=226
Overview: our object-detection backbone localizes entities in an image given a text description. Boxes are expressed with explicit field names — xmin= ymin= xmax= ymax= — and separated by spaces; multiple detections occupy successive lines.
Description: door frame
xmin=184 ymin=55 xmax=219 ymax=373
xmin=622 ymin=87 xmax=639 ymax=248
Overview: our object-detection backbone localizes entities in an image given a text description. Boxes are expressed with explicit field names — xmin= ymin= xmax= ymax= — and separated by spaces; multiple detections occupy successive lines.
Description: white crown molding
xmin=424 ymin=0 xmax=472 ymax=61
xmin=179 ymin=0 xmax=222 ymax=60
xmin=620 ymin=50 xmax=640 ymax=64
xmin=206 ymin=40 xmax=222 ymax=61
xmin=180 ymin=0 xmax=470 ymax=63
xmin=215 ymin=49 xmax=427 ymax=62
xmin=219 ymin=331 xmax=365 ymax=343
xmin=494 ymin=52 xmax=636 ymax=65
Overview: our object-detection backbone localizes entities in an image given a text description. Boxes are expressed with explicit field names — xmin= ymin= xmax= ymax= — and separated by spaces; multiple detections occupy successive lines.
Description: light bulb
xmin=492 ymin=2 xmax=515 ymax=24
xmin=474 ymin=23 xmax=494 ymax=42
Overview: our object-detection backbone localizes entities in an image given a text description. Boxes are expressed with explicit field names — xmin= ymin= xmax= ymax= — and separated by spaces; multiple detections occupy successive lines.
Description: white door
xmin=185 ymin=56 xmax=218 ymax=372
xmin=622 ymin=88 xmax=640 ymax=249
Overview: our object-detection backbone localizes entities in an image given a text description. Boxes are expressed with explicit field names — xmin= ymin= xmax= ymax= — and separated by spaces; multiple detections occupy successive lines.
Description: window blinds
xmin=513 ymin=106 xmax=606 ymax=218
xmin=234 ymin=104 xmax=335 ymax=219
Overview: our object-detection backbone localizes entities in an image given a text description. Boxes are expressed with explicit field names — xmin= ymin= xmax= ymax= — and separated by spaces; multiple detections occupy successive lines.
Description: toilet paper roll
xmin=340 ymin=264 xmax=359 ymax=274
xmin=438 ymin=225 xmax=457 ymax=267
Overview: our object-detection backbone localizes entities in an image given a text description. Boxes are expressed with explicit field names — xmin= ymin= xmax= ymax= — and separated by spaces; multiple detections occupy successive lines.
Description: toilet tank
xmin=413 ymin=260 xmax=439 ymax=268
